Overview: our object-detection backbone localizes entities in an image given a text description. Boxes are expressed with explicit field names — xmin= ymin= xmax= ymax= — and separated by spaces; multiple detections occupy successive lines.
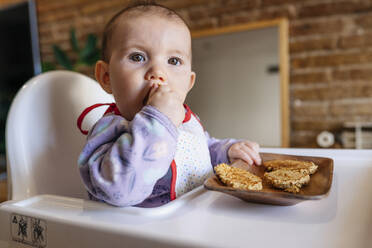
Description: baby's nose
xmin=145 ymin=66 xmax=167 ymax=83
xmin=150 ymin=74 xmax=165 ymax=82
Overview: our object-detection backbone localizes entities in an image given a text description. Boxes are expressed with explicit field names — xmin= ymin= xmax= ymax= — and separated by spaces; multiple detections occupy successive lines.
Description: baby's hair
xmin=101 ymin=0 xmax=189 ymax=63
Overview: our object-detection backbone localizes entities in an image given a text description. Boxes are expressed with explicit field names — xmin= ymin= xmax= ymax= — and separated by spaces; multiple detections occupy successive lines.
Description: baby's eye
xmin=129 ymin=53 xmax=146 ymax=62
xmin=168 ymin=57 xmax=182 ymax=66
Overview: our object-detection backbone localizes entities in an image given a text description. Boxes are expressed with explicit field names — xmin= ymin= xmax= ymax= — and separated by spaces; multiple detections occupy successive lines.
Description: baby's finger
xmin=241 ymin=144 xmax=261 ymax=165
xmin=233 ymin=148 xmax=254 ymax=166
xmin=149 ymin=84 xmax=159 ymax=97
xmin=244 ymin=141 xmax=260 ymax=153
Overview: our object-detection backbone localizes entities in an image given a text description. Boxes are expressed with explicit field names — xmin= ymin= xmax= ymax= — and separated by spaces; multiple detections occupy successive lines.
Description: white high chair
xmin=1 ymin=71 xmax=372 ymax=248
xmin=5 ymin=70 xmax=113 ymax=201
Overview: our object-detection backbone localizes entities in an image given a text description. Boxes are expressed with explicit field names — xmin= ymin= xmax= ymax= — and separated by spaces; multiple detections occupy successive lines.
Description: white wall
xmin=187 ymin=27 xmax=280 ymax=147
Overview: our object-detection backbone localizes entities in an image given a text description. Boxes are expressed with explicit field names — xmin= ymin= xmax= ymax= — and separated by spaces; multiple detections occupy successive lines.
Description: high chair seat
xmin=5 ymin=70 xmax=113 ymax=200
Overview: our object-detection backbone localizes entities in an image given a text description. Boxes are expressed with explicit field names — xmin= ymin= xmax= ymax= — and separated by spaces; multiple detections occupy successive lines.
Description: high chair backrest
xmin=6 ymin=70 xmax=113 ymax=200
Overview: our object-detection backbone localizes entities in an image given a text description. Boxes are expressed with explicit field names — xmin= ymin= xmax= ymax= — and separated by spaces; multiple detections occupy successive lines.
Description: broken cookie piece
xmin=215 ymin=163 xmax=262 ymax=191
xmin=263 ymin=159 xmax=318 ymax=175
xmin=264 ymin=168 xmax=310 ymax=193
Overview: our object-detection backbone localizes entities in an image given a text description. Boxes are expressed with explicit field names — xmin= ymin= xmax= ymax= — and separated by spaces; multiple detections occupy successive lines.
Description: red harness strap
xmin=169 ymin=104 xmax=203 ymax=200
xmin=77 ymin=103 xmax=120 ymax=135
xmin=182 ymin=103 xmax=203 ymax=128
xmin=170 ymin=160 xmax=177 ymax=201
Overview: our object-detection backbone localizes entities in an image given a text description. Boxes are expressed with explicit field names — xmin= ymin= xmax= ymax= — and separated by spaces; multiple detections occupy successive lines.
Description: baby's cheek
xmin=174 ymin=84 xmax=190 ymax=100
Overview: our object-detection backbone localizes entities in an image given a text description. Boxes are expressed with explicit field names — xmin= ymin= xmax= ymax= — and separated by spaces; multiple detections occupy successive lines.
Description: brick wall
xmin=3 ymin=0 xmax=372 ymax=147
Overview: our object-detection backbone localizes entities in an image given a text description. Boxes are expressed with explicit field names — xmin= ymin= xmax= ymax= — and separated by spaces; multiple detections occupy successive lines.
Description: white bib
xmin=173 ymin=114 xmax=213 ymax=198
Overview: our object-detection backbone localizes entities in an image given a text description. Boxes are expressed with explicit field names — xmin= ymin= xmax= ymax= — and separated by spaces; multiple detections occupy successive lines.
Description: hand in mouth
xmin=143 ymin=88 xmax=152 ymax=106
xmin=142 ymin=81 xmax=168 ymax=106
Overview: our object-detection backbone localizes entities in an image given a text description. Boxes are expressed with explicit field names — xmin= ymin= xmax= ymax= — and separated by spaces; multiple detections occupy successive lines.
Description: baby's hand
xmin=228 ymin=141 xmax=261 ymax=166
xmin=147 ymin=84 xmax=185 ymax=127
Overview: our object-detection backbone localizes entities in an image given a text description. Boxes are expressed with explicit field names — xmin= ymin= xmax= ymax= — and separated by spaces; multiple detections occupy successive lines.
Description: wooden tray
xmin=204 ymin=152 xmax=334 ymax=206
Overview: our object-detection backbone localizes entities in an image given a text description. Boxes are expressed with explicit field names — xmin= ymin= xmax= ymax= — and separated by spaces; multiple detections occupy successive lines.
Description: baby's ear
xmin=188 ymin=71 xmax=196 ymax=91
xmin=95 ymin=60 xmax=112 ymax=94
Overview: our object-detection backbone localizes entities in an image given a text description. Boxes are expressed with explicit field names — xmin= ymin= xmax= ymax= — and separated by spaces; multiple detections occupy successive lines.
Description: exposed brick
xmin=298 ymin=1 xmax=372 ymax=19
xmin=37 ymin=0 xmax=87 ymax=12
xmin=332 ymin=68 xmax=372 ymax=81
xmin=37 ymin=29 xmax=54 ymax=42
xmin=292 ymin=119 xmax=342 ymax=131
xmin=291 ymin=71 xmax=330 ymax=84
xmin=98 ymin=9 xmax=120 ymax=25
xmin=0 ymin=0 xmax=21 ymax=4
xmin=41 ymin=54 xmax=56 ymax=63
xmin=292 ymin=83 xmax=372 ymax=101
xmin=0 ymin=0 xmax=24 ymax=8
xmin=330 ymin=99 xmax=372 ymax=116
xmin=187 ymin=6 xmax=212 ymax=20
xmin=290 ymin=131 xmax=318 ymax=148
xmin=188 ymin=0 xmax=257 ymax=20
xmin=38 ymin=8 xmax=79 ymax=22
xmin=290 ymin=38 xmax=337 ymax=53
xmin=39 ymin=22 xmax=75 ymax=39
xmin=290 ymin=19 xmax=344 ymax=37
xmin=261 ymin=0 xmax=300 ymax=7
xmin=292 ymin=102 xmax=329 ymax=117
xmin=220 ymin=11 xmax=259 ymax=26
xmin=79 ymin=15 xmax=105 ymax=27
xmin=292 ymin=86 xmax=328 ymax=101
xmin=80 ymin=0 xmax=126 ymax=15
xmin=58 ymin=42 xmax=73 ymax=51
xmin=215 ymin=0 xmax=258 ymax=15
xmin=224 ymin=0 xmax=257 ymax=6
xmin=158 ymin=0 xmax=217 ymax=10
xmin=339 ymin=33 xmax=372 ymax=49
xmin=355 ymin=14 xmax=372 ymax=29
xmin=40 ymin=45 xmax=53 ymax=55
xmin=189 ymin=17 xmax=219 ymax=31
xmin=291 ymin=52 xmax=372 ymax=69
xmin=258 ymin=5 xmax=297 ymax=20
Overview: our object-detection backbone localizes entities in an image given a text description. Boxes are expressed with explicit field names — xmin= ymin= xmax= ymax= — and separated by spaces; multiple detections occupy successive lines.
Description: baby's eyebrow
xmin=119 ymin=44 xmax=147 ymax=52
xmin=168 ymin=49 xmax=190 ymax=58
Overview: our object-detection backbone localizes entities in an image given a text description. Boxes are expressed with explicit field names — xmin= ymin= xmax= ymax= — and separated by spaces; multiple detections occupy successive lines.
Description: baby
xmin=77 ymin=2 xmax=261 ymax=208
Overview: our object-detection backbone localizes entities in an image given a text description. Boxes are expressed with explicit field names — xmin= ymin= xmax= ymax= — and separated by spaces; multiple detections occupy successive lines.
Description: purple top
xmin=78 ymin=105 xmax=237 ymax=207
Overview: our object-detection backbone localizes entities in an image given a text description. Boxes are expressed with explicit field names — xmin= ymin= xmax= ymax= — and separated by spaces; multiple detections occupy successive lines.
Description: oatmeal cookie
xmin=215 ymin=163 xmax=262 ymax=191
xmin=264 ymin=168 xmax=310 ymax=193
xmin=263 ymin=159 xmax=318 ymax=175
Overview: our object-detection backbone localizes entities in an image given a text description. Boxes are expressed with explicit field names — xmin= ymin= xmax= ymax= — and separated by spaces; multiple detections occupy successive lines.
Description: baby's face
xmin=102 ymin=14 xmax=195 ymax=121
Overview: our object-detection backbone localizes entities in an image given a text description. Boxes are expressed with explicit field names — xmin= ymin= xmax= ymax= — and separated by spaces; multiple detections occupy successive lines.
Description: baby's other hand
xmin=147 ymin=84 xmax=184 ymax=127
xmin=228 ymin=141 xmax=261 ymax=166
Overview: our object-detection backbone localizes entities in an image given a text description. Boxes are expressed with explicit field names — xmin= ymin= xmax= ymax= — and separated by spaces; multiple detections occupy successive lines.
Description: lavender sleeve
xmin=205 ymin=131 xmax=238 ymax=167
xmin=78 ymin=105 xmax=178 ymax=207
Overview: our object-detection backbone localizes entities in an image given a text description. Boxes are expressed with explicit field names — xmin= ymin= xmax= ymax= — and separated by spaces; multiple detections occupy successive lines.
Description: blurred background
xmin=1 ymin=0 xmax=372 ymax=200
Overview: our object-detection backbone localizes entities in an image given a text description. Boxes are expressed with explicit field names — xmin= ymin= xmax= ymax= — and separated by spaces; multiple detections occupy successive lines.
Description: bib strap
xmin=77 ymin=103 xmax=120 ymax=135
xmin=183 ymin=104 xmax=203 ymax=129
xmin=78 ymin=103 xmax=197 ymax=135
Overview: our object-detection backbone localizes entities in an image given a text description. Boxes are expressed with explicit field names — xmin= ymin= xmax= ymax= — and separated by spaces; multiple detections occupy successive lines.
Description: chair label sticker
xmin=10 ymin=213 xmax=47 ymax=247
